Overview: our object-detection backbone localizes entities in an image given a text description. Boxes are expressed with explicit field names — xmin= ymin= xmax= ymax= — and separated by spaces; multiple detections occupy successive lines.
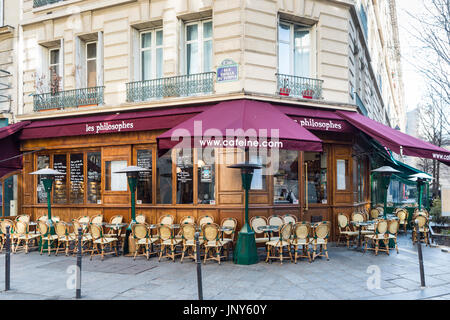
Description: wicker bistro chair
xmin=250 ymin=216 xmax=270 ymax=244
xmin=135 ymin=214 xmax=147 ymax=224
xmin=370 ymin=208 xmax=380 ymax=220
xmin=70 ymin=219 xmax=93 ymax=255
xmin=282 ymin=214 xmax=297 ymax=224
xmin=396 ymin=209 xmax=409 ymax=233
xmin=180 ymin=223 xmax=203 ymax=263
xmin=412 ymin=215 xmax=430 ymax=246
xmin=337 ymin=214 xmax=359 ymax=248
xmin=292 ymin=222 xmax=312 ymax=263
xmin=220 ymin=218 xmax=237 ymax=259
xmin=89 ymin=223 xmax=118 ymax=260
xmin=15 ymin=214 xmax=31 ymax=223
xmin=180 ymin=216 xmax=196 ymax=224
xmin=106 ymin=215 xmax=124 ymax=236
xmin=387 ymin=219 xmax=400 ymax=254
xmin=311 ymin=221 xmax=331 ymax=261
xmin=352 ymin=212 xmax=374 ymax=235
xmin=364 ymin=219 xmax=390 ymax=255
xmin=265 ymin=222 xmax=293 ymax=264
xmin=55 ymin=222 xmax=76 ymax=256
xmin=90 ymin=214 xmax=103 ymax=224
xmin=159 ymin=214 xmax=175 ymax=225
xmin=37 ymin=221 xmax=58 ymax=255
xmin=132 ymin=223 xmax=158 ymax=260
xmin=0 ymin=219 xmax=15 ymax=252
xmin=158 ymin=224 xmax=182 ymax=262
xmin=202 ymin=223 xmax=226 ymax=265
xmin=37 ymin=215 xmax=49 ymax=222
xmin=13 ymin=221 xmax=40 ymax=253
xmin=268 ymin=215 xmax=284 ymax=240
xmin=198 ymin=215 xmax=214 ymax=228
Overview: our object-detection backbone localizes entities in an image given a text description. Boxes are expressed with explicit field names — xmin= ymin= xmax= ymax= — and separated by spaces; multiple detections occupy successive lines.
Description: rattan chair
xmin=13 ymin=221 xmax=40 ymax=254
xmin=364 ymin=219 xmax=389 ymax=255
xmin=268 ymin=215 xmax=284 ymax=240
xmin=337 ymin=214 xmax=358 ymax=247
xmin=89 ymin=223 xmax=118 ymax=260
xmin=198 ymin=215 xmax=214 ymax=227
xmin=282 ymin=214 xmax=297 ymax=224
xmin=90 ymin=214 xmax=103 ymax=224
xmin=37 ymin=215 xmax=49 ymax=222
xmin=55 ymin=221 xmax=76 ymax=256
xmin=15 ymin=214 xmax=31 ymax=223
xmin=250 ymin=216 xmax=270 ymax=244
xmin=135 ymin=214 xmax=147 ymax=224
xmin=158 ymin=224 xmax=181 ymax=262
xmin=159 ymin=214 xmax=175 ymax=225
xmin=106 ymin=215 xmax=124 ymax=236
xmin=370 ymin=208 xmax=380 ymax=220
xmin=132 ymin=223 xmax=158 ymax=260
xmin=180 ymin=223 xmax=202 ymax=263
xmin=71 ymin=219 xmax=92 ymax=255
xmin=387 ymin=219 xmax=399 ymax=254
xmin=202 ymin=223 xmax=226 ymax=264
xmin=180 ymin=216 xmax=196 ymax=224
xmin=220 ymin=217 xmax=237 ymax=259
xmin=311 ymin=221 xmax=330 ymax=261
xmin=265 ymin=222 xmax=293 ymax=264
xmin=396 ymin=209 xmax=408 ymax=233
xmin=292 ymin=222 xmax=312 ymax=263
xmin=352 ymin=212 xmax=373 ymax=235
xmin=37 ymin=221 xmax=58 ymax=255
xmin=412 ymin=215 xmax=430 ymax=246
xmin=52 ymin=216 xmax=61 ymax=223
xmin=0 ymin=219 xmax=15 ymax=252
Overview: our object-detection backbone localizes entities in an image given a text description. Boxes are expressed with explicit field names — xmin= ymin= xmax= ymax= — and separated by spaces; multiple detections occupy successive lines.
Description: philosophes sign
xmin=292 ymin=117 xmax=352 ymax=132
xmin=216 ymin=59 xmax=238 ymax=83
xmin=85 ymin=120 xmax=134 ymax=134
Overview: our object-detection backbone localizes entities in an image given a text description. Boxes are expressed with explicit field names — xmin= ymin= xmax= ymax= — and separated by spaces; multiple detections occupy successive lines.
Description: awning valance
xmin=0 ymin=122 xmax=30 ymax=179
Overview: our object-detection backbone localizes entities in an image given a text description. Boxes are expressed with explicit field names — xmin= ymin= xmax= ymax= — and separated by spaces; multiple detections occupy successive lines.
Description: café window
xmin=36 ymin=155 xmax=50 ymax=204
xmin=250 ymin=154 xmax=266 ymax=190
xmin=136 ymin=149 xmax=152 ymax=204
xmin=305 ymin=152 xmax=327 ymax=204
xmin=274 ymin=150 xmax=299 ymax=204
xmin=105 ymin=160 xmax=128 ymax=191
xmin=87 ymin=152 xmax=101 ymax=204
xmin=157 ymin=151 xmax=172 ymax=204
xmin=53 ymin=154 xmax=67 ymax=204
xmin=336 ymin=159 xmax=350 ymax=191
xmin=198 ymin=149 xmax=215 ymax=204
xmin=176 ymin=150 xmax=193 ymax=204
xmin=353 ymin=157 xmax=366 ymax=203
xmin=70 ymin=154 xmax=84 ymax=204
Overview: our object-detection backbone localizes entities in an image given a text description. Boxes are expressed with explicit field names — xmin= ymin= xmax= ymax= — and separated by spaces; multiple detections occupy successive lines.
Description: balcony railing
xmin=33 ymin=86 xmax=105 ymax=112
xmin=276 ymin=73 xmax=323 ymax=100
xmin=126 ymin=72 xmax=215 ymax=103
xmin=33 ymin=0 xmax=65 ymax=8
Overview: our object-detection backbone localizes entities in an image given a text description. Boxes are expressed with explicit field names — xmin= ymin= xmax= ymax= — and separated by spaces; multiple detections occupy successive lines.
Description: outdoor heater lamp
xmin=408 ymin=173 xmax=433 ymax=211
xmin=228 ymin=162 xmax=263 ymax=265
xmin=371 ymin=166 xmax=400 ymax=218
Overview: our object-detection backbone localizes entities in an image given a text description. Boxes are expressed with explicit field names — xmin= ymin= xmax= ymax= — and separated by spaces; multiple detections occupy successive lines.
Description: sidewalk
xmin=0 ymin=234 xmax=448 ymax=300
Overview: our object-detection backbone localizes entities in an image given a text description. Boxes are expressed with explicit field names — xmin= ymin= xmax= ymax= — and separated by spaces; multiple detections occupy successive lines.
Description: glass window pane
xmin=274 ymin=150 xmax=299 ymax=204
xmin=156 ymin=30 xmax=163 ymax=46
xmin=198 ymin=149 xmax=215 ymax=204
xmin=53 ymin=154 xmax=67 ymax=204
xmin=105 ymin=161 xmax=128 ymax=191
xmin=156 ymin=48 xmax=163 ymax=78
xmin=157 ymin=151 xmax=172 ymax=204
xmin=137 ymin=149 xmax=152 ymax=204
xmin=294 ymin=29 xmax=310 ymax=77
xmin=36 ymin=155 xmax=50 ymax=204
xmin=87 ymin=42 xmax=97 ymax=59
xmin=203 ymin=40 xmax=212 ymax=72
xmin=187 ymin=43 xmax=198 ymax=74
xmin=70 ymin=153 xmax=84 ymax=204
xmin=87 ymin=60 xmax=97 ymax=87
xmin=87 ymin=152 xmax=101 ymax=204
xmin=141 ymin=50 xmax=152 ymax=81
xmin=305 ymin=152 xmax=327 ymax=204
xmin=50 ymin=49 xmax=59 ymax=65
xmin=141 ymin=32 xmax=152 ymax=49
xmin=278 ymin=23 xmax=290 ymax=42
xmin=250 ymin=155 xmax=266 ymax=190
xmin=336 ymin=159 xmax=349 ymax=190
xmin=278 ymin=42 xmax=290 ymax=74
xmin=186 ymin=24 xmax=198 ymax=41
xmin=203 ymin=21 xmax=212 ymax=38
xmin=176 ymin=150 xmax=193 ymax=204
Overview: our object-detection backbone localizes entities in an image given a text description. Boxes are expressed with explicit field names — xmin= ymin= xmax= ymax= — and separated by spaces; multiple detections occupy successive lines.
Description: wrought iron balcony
xmin=276 ymin=73 xmax=324 ymax=100
xmin=33 ymin=86 xmax=104 ymax=112
xmin=126 ymin=72 xmax=215 ymax=103
xmin=33 ymin=0 xmax=65 ymax=8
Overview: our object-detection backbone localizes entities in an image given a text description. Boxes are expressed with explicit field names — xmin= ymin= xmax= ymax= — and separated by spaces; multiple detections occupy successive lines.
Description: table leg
xmin=358 ymin=226 xmax=362 ymax=248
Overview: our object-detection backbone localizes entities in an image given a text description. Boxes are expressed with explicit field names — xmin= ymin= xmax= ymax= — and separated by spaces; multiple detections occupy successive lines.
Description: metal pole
xmin=5 ymin=226 xmax=10 ymax=291
xmin=76 ymin=227 xmax=82 ymax=299
xmin=195 ymin=232 xmax=203 ymax=300
xmin=415 ymin=219 xmax=426 ymax=288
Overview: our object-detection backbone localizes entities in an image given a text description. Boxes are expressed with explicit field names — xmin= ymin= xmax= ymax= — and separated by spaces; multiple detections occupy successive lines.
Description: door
xmin=3 ymin=175 xmax=16 ymax=217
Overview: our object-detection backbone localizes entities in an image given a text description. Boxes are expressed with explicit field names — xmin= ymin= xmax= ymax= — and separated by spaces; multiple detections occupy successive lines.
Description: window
xmin=49 ymin=48 xmax=60 ymax=81
xmin=70 ymin=153 xmax=84 ymax=204
xmin=157 ymin=151 xmax=172 ymax=204
xmin=197 ymin=149 xmax=215 ymax=204
xmin=176 ymin=150 xmax=193 ymax=204
xmin=336 ymin=159 xmax=349 ymax=191
xmin=0 ymin=0 xmax=3 ymax=27
xmin=185 ymin=20 xmax=213 ymax=74
xmin=53 ymin=154 xmax=67 ymax=204
xmin=86 ymin=42 xmax=97 ymax=87
xmin=36 ymin=155 xmax=50 ymax=204
xmin=141 ymin=29 xmax=163 ymax=80
xmin=105 ymin=160 xmax=128 ymax=191
xmin=136 ymin=149 xmax=152 ymax=204
xmin=250 ymin=154 xmax=266 ymax=191
xmin=305 ymin=152 xmax=327 ymax=204
xmin=278 ymin=22 xmax=311 ymax=77
xmin=274 ymin=150 xmax=299 ymax=204
xmin=87 ymin=152 xmax=101 ymax=204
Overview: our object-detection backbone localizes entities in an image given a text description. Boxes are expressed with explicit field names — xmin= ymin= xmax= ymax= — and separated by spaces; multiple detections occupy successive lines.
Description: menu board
xmin=87 ymin=152 xmax=101 ymax=204
xmin=176 ymin=154 xmax=193 ymax=204
xmin=37 ymin=155 xmax=50 ymax=204
xmin=137 ymin=150 xmax=152 ymax=204
xmin=53 ymin=154 xmax=67 ymax=204
xmin=70 ymin=154 xmax=84 ymax=204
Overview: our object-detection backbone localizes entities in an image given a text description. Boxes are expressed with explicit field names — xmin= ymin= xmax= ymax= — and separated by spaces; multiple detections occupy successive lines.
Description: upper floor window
xmin=184 ymin=20 xmax=212 ymax=74
xmin=140 ymin=29 xmax=163 ymax=80
xmin=0 ymin=0 xmax=4 ymax=27
xmin=86 ymin=42 xmax=97 ymax=87
xmin=75 ymin=32 xmax=103 ymax=89
xmin=278 ymin=22 xmax=311 ymax=78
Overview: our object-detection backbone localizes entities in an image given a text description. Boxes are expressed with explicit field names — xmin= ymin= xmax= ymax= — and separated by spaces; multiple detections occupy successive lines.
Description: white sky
xmin=396 ymin=0 xmax=428 ymax=112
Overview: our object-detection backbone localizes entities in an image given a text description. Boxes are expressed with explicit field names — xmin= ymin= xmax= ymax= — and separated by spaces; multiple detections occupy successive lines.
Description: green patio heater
xmin=409 ymin=173 xmax=433 ymax=211
xmin=228 ymin=162 xmax=262 ymax=265
xmin=371 ymin=166 xmax=400 ymax=218
xmin=114 ymin=165 xmax=151 ymax=254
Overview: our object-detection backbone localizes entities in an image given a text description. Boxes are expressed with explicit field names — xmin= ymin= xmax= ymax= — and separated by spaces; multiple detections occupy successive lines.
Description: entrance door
xmin=3 ymin=175 xmax=17 ymax=217
xmin=303 ymin=150 xmax=329 ymax=221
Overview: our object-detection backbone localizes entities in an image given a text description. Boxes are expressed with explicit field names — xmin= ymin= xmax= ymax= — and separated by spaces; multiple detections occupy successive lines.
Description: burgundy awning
xmin=0 ymin=122 xmax=30 ymax=179
xmin=336 ymin=111 xmax=450 ymax=165
xmin=157 ymin=100 xmax=322 ymax=152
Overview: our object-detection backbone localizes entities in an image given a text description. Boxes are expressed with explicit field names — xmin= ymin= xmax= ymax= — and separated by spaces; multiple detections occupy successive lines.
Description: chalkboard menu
xmin=37 ymin=155 xmax=50 ymax=204
xmin=53 ymin=154 xmax=67 ymax=204
xmin=137 ymin=150 xmax=152 ymax=204
xmin=176 ymin=153 xmax=193 ymax=204
xmin=87 ymin=152 xmax=101 ymax=204
xmin=70 ymin=154 xmax=84 ymax=204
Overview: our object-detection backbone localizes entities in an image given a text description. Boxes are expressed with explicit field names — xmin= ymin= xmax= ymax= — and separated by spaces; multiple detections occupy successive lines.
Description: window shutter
xmin=59 ymin=39 xmax=64 ymax=90
xmin=97 ymin=31 xmax=104 ymax=87
xmin=179 ymin=20 xmax=185 ymax=75
xmin=36 ymin=45 xmax=48 ymax=94
xmin=75 ymin=37 xmax=83 ymax=89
